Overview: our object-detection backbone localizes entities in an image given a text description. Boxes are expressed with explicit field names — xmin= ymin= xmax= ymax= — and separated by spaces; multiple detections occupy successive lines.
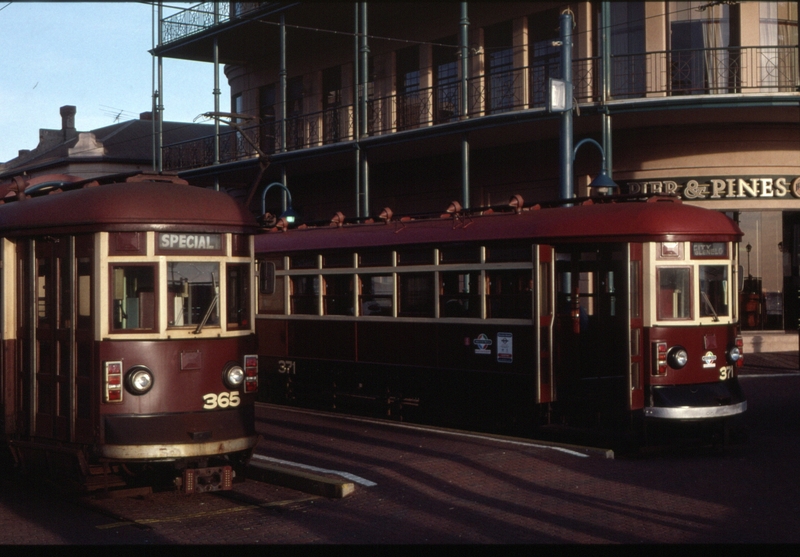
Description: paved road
xmin=0 ymin=355 xmax=798 ymax=544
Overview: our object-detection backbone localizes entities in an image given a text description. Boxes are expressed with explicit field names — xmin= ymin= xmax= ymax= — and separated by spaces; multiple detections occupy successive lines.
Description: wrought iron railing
xmin=162 ymin=45 xmax=798 ymax=171
xmin=160 ymin=2 xmax=275 ymax=45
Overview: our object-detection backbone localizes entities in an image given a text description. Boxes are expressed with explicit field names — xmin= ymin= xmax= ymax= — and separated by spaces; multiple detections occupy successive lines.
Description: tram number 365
xmin=202 ymin=391 xmax=241 ymax=410
xmin=278 ymin=360 xmax=296 ymax=374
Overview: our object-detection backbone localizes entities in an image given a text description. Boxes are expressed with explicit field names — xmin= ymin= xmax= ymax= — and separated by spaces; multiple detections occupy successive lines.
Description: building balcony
xmin=162 ymin=44 xmax=798 ymax=172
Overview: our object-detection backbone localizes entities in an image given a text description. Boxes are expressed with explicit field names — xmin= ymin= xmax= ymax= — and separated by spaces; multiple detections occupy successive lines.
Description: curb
xmin=246 ymin=460 xmax=355 ymax=499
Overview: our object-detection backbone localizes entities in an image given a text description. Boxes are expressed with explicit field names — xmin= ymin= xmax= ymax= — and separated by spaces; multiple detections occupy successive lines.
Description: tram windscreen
xmin=657 ymin=267 xmax=692 ymax=320
xmin=699 ymin=265 xmax=729 ymax=318
xmin=111 ymin=265 xmax=156 ymax=330
xmin=167 ymin=262 xmax=220 ymax=328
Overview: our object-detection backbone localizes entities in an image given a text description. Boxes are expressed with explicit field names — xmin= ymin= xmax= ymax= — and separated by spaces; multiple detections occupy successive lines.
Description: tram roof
xmin=255 ymin=198 xmax=742 ymax=253
xmin=0 ymin=175 xmax=257 ymax=236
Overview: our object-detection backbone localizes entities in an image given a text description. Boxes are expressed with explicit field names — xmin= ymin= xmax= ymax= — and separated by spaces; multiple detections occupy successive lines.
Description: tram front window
xmin=167 ymin=262 xmax=220 ymax=328
xmin=699 ymin=265 xmax=729 ymax=318
xmin=111 ymin=265 xmax=156 ymax=331
xmin=657 ymin=267 xmax=692 ymax=320
xmin=226 ymin=263 xmax=251 ymax=328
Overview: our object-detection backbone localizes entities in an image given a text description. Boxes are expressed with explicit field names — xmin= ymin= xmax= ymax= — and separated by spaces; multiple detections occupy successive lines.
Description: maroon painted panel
xmin=255 ymin=200 xmax=741 ymax=255
xmin=0 ymin=180 xmax=257 ymax=237
xmin=96 ymin=336 xmax=256 ymax=417
xmin=287 ymin=320 xmax=357 ymax=361
xmin=644 ymin=324 xmax=737 ymax=386
xmin=256 ymin=319 xmax=289 ymax=358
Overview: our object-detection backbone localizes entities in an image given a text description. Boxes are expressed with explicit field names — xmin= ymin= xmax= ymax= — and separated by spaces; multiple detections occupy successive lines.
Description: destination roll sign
xmin=158 ymin=233 xmax=222 ymax=251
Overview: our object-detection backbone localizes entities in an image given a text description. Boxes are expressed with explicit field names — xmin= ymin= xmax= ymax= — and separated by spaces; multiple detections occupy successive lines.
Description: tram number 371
xmin=278 ymin=360 xmax=297 ymax=374
xmin=719 ymin=366 xmax=735 ymax=381
xmin=202 ymin=391 xmax=242 ymax=410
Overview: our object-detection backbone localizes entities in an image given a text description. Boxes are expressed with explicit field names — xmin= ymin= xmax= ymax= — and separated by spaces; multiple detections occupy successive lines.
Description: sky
xmin=0 ymin=1 xmax=228 ymax=163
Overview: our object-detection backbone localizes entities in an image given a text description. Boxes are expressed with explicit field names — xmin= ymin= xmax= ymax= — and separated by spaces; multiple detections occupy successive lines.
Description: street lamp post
xmin=573 ymin=138 xmax=619 ymax=196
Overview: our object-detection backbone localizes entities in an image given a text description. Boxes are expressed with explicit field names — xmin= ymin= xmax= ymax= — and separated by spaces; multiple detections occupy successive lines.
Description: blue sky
xmin=0 ymin=2 xmax=228 ymax=163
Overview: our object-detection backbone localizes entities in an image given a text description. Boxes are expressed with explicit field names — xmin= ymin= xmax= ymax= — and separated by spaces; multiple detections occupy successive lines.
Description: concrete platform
xmin=743 ymin=331 xmax=799 ymax=353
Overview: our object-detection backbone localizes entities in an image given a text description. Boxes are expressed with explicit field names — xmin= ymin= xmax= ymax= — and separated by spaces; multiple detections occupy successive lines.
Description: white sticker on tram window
xmin=473 ymin=333 xmax=492 ymax=355
xmin=497 ymin=332 xmax=513 ymax=363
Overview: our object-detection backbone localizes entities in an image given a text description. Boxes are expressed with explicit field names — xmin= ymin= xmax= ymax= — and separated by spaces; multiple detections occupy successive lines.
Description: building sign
xmin=158 ymin=233 xmax=222 ymax=251
xmin=624 ymin=177 xmax=800 ymax=201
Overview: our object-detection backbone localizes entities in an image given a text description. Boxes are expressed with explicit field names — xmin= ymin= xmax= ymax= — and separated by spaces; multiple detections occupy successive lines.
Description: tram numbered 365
xmin=0 ymin=172 xmax=259 ymax=491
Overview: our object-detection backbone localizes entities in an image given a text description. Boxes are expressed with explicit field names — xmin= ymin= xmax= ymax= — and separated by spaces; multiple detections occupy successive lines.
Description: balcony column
xmin=601 ymin=1 xmax=612 ymax=179
xmin=460 ymin=2 xmax=470 ymax=208
xmin=213 ymin=2 xmax=220 ymax=178
xmin=359 ymin=2 xmax=370 ymax=217
xmin=280 ymin=13 xmax=287 ymax=153
xmin=353 ymin=3 xmax=361 ymax=217
xmin=156 ymin=1 xmax=164 ymax=173
xmin=559 ymin=11 xmax=574 ymax=200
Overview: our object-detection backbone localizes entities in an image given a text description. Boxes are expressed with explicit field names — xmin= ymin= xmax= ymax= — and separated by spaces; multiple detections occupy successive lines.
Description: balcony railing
xmin=162 ymin=45 xmax=798 ymax=171
xmin=161 ymin=2 xmax=273 ymax=45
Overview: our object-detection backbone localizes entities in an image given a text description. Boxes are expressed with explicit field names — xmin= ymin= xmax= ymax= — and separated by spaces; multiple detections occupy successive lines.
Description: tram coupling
xmin=176 ymin=465 xmax=235 ymax=493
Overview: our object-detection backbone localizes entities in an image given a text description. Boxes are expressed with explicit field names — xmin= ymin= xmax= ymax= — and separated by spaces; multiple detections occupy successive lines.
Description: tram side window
xmin=440 ymin=271 xmax=480 ymax=317
xmin=226 ymin=263 xmax=251 ymax=329
xmin=699 ymin=265 xmax=729 ymax=318
xmin=258 ymin=259 xmax=285 ymax=315
xmin=167 ymin=262 xmax=220 ymax=328
xmin=291 ymin=276 xmax=320 ymax=315
xmin=398 ymin=273 xmax=435 ymax=317
xmin=324 ymin=274 xmax=354 ymax=315
xmin=111 ymin=265 xmax=156 ymax=331
xmin=36 ymin=257 xmax=50 ymax=320
xmin=359 ymin=274 xmax=393 ymax=316
xmin=657 ymin=267 xmax=692 ymax=320
xmin=486 ymin=270 xmax=532 ymax=319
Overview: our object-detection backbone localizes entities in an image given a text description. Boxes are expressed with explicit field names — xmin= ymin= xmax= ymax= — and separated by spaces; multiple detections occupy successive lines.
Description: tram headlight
xmin=125 ymin=366 xmax=154 ymax=395
xmin=667 ymin=346 xmax=688 ymax=369
xmin=223 ymin=363 xmax=245 ymax=389
xmin=727 ymin=346 xmax=742 ymax=364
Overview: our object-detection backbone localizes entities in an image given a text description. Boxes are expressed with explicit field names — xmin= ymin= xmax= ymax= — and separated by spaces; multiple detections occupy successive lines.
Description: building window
xmin=610 ymin=2 xmax=646 ymax=98
xmin=433 ymin=35 xmax=459 ymax=123
xmin=286 ymin=76 xmax=304 ymax=150
xmin=760 ymin=2 xmax=799 ymax=92
xmin=669 ymin=1 xmax=734 ymax=95
xmin=485 ymin=20 xmax=516 ymax=113
xmin=259 ymin=84 xmax=276 ymax=154
xmin=396 ymin=46 xmax=422 ymax=130
xmin=323 ymin=66 xmax=343 ymax=143
xmin=529 ymin=9 xmax=561 ymax=107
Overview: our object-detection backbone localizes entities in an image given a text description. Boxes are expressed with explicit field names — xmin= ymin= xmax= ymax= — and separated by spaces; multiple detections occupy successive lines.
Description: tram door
xmin=553 ymin=243 xmax=629 ymax=424
xmin=20 ymin=236 xmax=75 ymax=441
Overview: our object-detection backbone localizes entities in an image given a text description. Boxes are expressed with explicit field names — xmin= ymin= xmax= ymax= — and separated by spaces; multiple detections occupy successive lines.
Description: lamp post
xmin=261 ymin=182 xmax=298 ymax=226
xmin=573 ymin=138 xmax=619 ymax=196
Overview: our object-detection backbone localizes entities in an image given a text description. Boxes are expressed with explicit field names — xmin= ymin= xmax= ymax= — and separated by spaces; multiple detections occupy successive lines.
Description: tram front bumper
xmin=644 ymin=379 xmax=747 ymax=420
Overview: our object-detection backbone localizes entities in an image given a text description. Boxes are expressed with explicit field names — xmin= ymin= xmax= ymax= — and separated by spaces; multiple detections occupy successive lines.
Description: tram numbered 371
xmin=0 ymin=173 xmax=259 ymax=492
xmin=254 ymin=195 xmax=746 ymax=438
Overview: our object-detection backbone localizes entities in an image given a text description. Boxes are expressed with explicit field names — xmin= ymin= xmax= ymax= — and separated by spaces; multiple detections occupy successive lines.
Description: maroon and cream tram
xmin=254 ymin=195 xmax=746 ymax=439
xmin=0 ymin=173 xmax=259 ymax=491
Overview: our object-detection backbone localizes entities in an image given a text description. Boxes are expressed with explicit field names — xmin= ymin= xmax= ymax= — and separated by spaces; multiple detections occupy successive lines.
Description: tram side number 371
xmin=278 ymin=360 xmax=297 ymax=374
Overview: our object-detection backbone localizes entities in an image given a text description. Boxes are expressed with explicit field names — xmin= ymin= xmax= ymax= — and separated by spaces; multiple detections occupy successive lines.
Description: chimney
xmin=61 ymin=105 xmax=77 ymax=141
xmin=139 ymin=111 xmax=153 ymax=120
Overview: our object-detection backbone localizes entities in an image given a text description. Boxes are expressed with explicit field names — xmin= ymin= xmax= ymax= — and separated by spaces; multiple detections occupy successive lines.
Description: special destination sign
xmin=158 ymin=233 xmax=222 ymax=251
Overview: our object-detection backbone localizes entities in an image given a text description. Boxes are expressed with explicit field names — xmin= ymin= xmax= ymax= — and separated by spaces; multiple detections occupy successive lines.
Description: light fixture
xmin=261 ymin=182 xmax=297 ymax=225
